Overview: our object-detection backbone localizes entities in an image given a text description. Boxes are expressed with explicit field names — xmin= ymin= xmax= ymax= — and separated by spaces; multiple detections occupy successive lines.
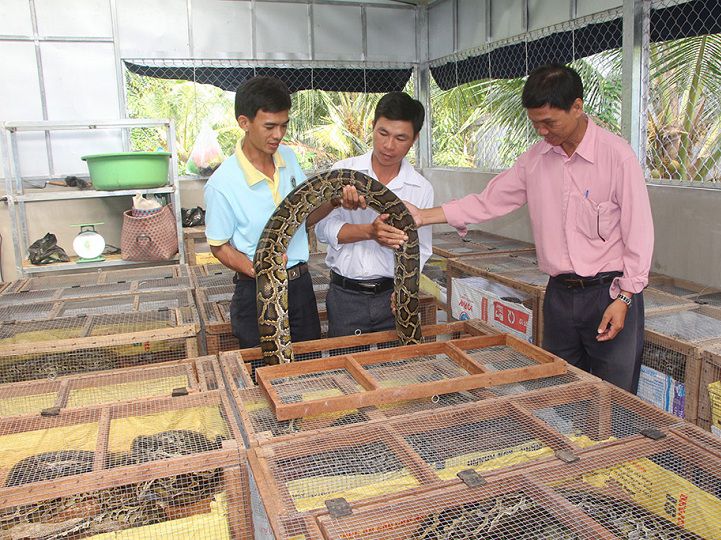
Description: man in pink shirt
xmin=408 ymin=64 xmax=653 ymax=392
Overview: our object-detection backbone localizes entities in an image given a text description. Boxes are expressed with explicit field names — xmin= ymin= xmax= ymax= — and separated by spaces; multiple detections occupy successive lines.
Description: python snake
xmin=1 ymin=431 xmax=223 ymax=537
xmin=254 ymin=168 xmax=422 ymax=365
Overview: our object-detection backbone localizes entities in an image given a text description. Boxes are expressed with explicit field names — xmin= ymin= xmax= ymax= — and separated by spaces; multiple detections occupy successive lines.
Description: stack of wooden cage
xmin=0 ymin=356 xmax=253 ymax=539
xmin=192 ymin=254 xmax=438 ymax=355
xmin=639 ymin=305 xmax=721 ymax=425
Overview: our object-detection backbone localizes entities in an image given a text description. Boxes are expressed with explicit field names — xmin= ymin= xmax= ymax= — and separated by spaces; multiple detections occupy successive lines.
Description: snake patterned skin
xmin=254 ymin=168 xmax=422 ymax=365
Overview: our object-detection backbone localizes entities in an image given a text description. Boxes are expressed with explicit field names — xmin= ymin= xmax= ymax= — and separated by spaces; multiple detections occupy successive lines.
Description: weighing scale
xmin=72 ymin=223 xmax=106 ymax=263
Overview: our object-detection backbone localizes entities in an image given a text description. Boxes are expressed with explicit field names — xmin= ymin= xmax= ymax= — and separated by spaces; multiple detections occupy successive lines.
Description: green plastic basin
xmin=81 ymin=152 xmax=171 ymax=190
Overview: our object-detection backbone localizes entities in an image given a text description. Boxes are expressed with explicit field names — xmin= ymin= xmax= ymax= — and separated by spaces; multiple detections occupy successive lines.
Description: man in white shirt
xmin=315 ymin=92 xmax=434 ymax=337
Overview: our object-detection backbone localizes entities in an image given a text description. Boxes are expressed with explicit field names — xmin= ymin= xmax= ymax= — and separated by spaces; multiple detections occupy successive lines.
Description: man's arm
xmin=597 ymin=154 xmax=654 ymax=342
xmin=210 ymin=242 xmax=255 ymax=277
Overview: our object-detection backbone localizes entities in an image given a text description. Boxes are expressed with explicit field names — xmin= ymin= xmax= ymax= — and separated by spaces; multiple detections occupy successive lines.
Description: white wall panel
xmin=0 ymin=0 xmax=33 ymax=36
xmin=40 ymin=42 xmax=122 ymax=173
xmin=192 ymin=0 xmax=252 ymax=57
xmin=458 ymin=0 xmax=487 ymax=52
xmin=577 ymin=0 xmax=623 ymax=17
xmin=0 ymin=43 xmax=43 ymax=121
xmin=0 ymin=42 xmax=48 ymax=179
xmin=50 ymin=130 xmax=125 ymax=177
xmin=429 ymin=0 xmax=454 ymax=60
xmin=256 ymin=2 xmax=309 ymax=60
xmin=35 ymin=0 xmax=113 ymax=38
xmin=528 ymin=0 xmax=570 ymax=31
xmin=314 ymin=4 xmax=363 ymax=61
xmin=490 ymin=0 xmax=524 ymax=40
xmin=41 ymin=42 xmax=119 ymax=120
xmin=366 ymin=7 xmax=415 ymax=62
xmin=117 ymin=0 xmax=190 ymax=57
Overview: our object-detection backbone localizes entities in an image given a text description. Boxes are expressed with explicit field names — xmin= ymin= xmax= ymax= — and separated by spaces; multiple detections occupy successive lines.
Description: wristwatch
xmin=617 ymin=292 xmax=632 ymax=307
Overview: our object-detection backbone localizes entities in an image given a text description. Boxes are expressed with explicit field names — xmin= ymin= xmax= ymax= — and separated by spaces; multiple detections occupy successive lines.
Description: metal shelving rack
xmin=1 ymin=119 xmax=185 ymax=276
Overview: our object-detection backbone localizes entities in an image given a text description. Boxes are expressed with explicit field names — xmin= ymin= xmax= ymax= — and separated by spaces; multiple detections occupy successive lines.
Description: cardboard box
xmin=451 ymin=276 xmax=534 ymax=342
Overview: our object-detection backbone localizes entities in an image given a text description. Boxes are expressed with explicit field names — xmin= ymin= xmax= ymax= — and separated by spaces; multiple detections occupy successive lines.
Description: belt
xmin=233 ymin=262 xmax=308 ymax=283
xmin=330 ymin=270 xmax=394 ymax=294
xmin=551 ymin=271 xmax=622 ymax=289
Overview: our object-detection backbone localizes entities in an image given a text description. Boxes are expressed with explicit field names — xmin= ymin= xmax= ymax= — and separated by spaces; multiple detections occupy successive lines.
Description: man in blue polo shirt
xmin=204 ymin=76 xmax=342 ymax=349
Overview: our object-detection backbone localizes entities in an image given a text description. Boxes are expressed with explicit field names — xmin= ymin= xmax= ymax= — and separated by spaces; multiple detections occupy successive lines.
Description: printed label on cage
xmin=637 ymin=365 xmax=670 ymax=412
xmin=493 ymin=301 xmax=529 ymax=334
xmin=670 ymin=380 xmax=686 ymax=418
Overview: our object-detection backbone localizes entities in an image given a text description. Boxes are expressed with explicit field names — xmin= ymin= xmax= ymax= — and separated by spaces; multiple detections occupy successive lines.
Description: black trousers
xmin=326 ymin=283 xmax=395 ymax=338
xmin=229 ymin=271 xmax=321 ymax=349
xmin=542 ymin=278 xmax=644 ymax=393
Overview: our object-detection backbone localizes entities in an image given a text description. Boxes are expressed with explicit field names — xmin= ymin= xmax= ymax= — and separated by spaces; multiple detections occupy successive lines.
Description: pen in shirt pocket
xmin=584 ymin=189 xmax=589 ymax=199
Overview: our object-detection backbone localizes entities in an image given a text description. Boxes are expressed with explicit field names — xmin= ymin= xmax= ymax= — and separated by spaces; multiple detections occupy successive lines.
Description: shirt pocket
xmin=575 ymin=194 xmax=619 ymax=242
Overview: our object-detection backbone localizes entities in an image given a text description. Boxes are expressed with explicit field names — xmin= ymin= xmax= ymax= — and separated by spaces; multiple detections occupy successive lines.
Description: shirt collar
xmin=538 ymin=115 xmax=596 ymax=164
xmin=357 ymin=150 xmax=423 ymax=187
xmin=234 ymin=139 xmax=286 ymax=187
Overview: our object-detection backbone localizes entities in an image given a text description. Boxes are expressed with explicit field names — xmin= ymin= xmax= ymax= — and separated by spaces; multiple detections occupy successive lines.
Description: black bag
xmin=28 ymin=233 xmax=70 ymax=265
xmin=181 ymin=206 xmax=206 ymax=227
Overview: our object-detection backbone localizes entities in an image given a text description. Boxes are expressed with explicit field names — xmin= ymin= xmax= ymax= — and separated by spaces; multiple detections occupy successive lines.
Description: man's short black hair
xmin=373 ymin=92 xmax=425 ymax=136
xmin=235 ymin=76 xmax=292 ymax=120
xmin=522 ymin=64 xmax=583 ymax=111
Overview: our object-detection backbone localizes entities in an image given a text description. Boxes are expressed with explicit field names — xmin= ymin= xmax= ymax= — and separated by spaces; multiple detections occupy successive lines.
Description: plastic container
xmin=81 ymin=152 xmax=171 ymax=190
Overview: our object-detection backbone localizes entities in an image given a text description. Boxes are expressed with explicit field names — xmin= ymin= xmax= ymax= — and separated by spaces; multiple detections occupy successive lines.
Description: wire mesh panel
xmin=249 ymin=423 xmax=440 ymax=522
xmin=318 ymin=474 xmax=614 ymax=539
xmin=0 ymin=359 xmax=207 ymax=416
xmin=535 ymin=432 xmax=721 ymax=539
xmin=0 ymin=309 xmax=200 ymax=384
xmin=388 ymin=399 xmax=584 ymax=483
xmin=647 ymin=0 xmax=721 ymax=185
xmin=319 ymin=430 xmax=721 ymax=540
xmin=0 ymin=392 xmax=251 ymax=539
xmin=644 ymin=287 xmax=699 ymax=314
xmin=307 ymin=252 xmax=330 ymax=293
xmin=1 ymin=265 xmax=190 ymax=299
xmin=648 ymin=273 xmax=716 ymax=299
xmin=255 ymin=335 xmax=566 ymax=421
xmin=640 ymin=306 xmax=721 ymax=422
xmin=698 ymin=344 xmax=721 ymax=433
xmin=513 ymin=383 xmax=680 ymax=450
xmin=0 ymin=290 xmax=196 ymax=322
xmin=431 ymin=231 xmax=535 ymax=259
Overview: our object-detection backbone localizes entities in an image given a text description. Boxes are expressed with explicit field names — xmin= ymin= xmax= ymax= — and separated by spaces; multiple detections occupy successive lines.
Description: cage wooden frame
xmin=248 ymin=379 xmax=688 ymax=538
xmin=255 ymin=334 xmax=567 ymax=421
xmin=1 ymin=264 xmax=191 ymax=298
xmin=313 ymin=429 xmax=721 ymax=540
xmin=0 ymin=289 xmax=197 ymax=323
xmin=183 ymin=225 xmax=218 ymax=266
xmin=0 ymin=443 xmax=252 ymax=539
xmin=649 ymin=273 xmax=719 ymax=299
xmin=222 ymin=322 xmax=507 ymax=446
xmin=698 ymin=343 xmax=721 ymax=425
xmin=431 ymin=230 xmax=535 ymax=259
xmin=0 ymin=354 xmax=227 ymax=415
xmin=0 ymin=308 xmax=200 ymax=386
xmin=643 ymin=305 xmax=721 ymax=423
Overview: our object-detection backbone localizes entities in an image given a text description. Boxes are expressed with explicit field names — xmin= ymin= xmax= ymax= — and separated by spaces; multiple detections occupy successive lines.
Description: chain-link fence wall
xmin=429 ymin=8 xmax=624 ymax=170
xmin=646 ymin=0 xmax=721 ymax=184
xmin=123 ymin=60 xmax=416 ymax=175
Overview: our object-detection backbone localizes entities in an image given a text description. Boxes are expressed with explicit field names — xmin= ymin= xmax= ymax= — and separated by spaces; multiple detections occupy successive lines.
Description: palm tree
xmin=647 ymin=34 xmax=721 ymax=182
xmin=430 ymin=51 xmax=623 ymax=169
